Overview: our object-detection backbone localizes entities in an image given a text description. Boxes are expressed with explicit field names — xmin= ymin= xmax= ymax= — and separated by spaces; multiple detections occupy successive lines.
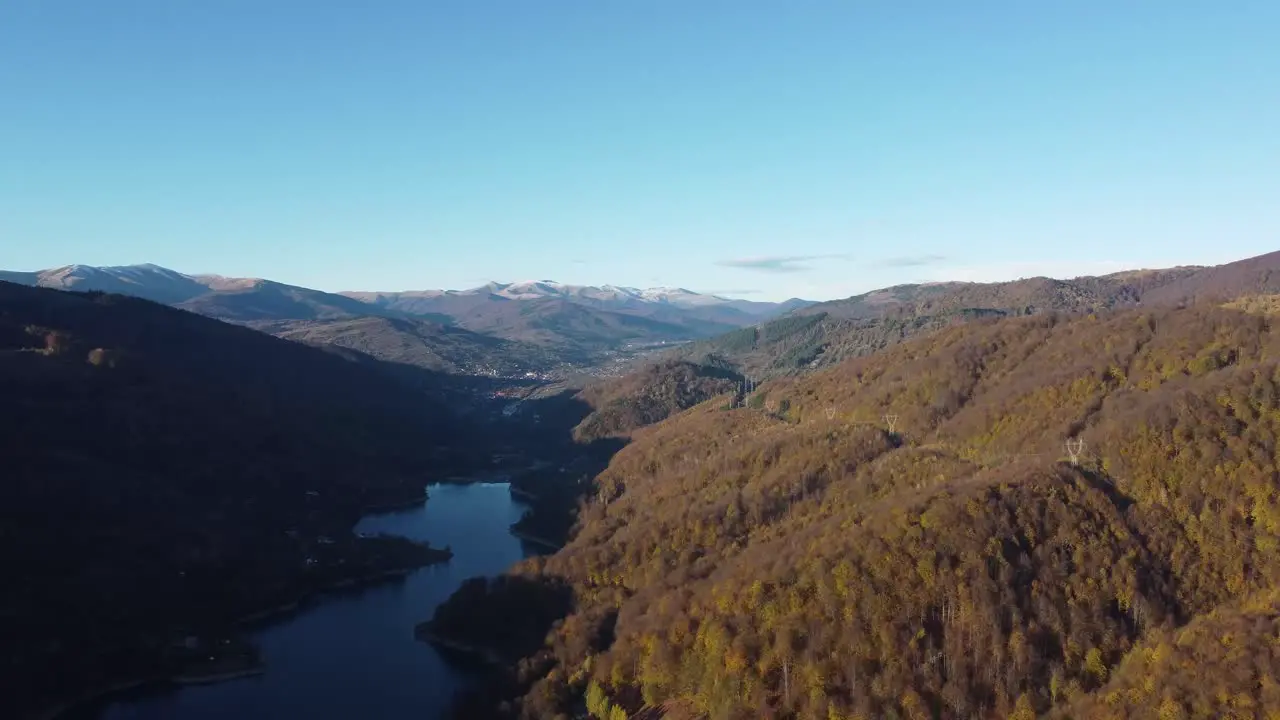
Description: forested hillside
xmin=572 ymin=360 xmax=744 ymax=442
xmin=435 ymin=300 xmax=1280 ymax=719
xmin=675 ymin=252 xmax=1280 ymax=378
xmin=496 ymin=361 xmax=746 ymax=549
xmin=0 ymin=282 xmax=473 ymax=718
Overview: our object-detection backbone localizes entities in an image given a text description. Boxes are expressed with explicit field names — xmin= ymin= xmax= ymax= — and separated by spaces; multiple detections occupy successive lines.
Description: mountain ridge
xmin=342 ymin=279 xmax=805 ymax=312
xmin=2 ymin=265 xmax=807 ymax=369
xmin=672 ymin=251 xmax=1280 ymax=378
xmin=3 ymin=264 xmax=808 ymax=318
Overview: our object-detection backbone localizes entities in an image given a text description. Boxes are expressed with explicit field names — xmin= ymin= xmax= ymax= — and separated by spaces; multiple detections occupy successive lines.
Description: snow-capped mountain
xmin=2 ymin=263 xmax=213 ymax=304
xmin=0 ymin=264 xmax=388 ymax=320
xmin=1 ymin=264 xmax=814 ymax=354
xmin=387 ymin=279 xmax=802 ymax=314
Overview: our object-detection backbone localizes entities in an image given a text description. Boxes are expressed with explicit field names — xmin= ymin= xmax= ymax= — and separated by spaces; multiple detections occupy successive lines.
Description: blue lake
xmin=88 ymin=482 xmax=534 ymax=720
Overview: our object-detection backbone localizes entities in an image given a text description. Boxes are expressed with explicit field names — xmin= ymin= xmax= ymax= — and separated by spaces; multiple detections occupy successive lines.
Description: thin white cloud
xmin=704 ymin=288 xmax=765 ymax=296
xmin=716 ymin=254 xmax=850 ymax=274
xmin=879 ymin=254 xmax=948 ymax=268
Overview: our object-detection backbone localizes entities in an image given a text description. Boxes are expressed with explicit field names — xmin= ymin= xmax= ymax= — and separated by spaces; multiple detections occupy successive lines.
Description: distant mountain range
xmin=673 ymin=250 xmax=1280 ymax=378
xmin=21 ymin=253 xmax=1276 ymax=385
xmin=346 ymin=280 xmax=810 ymax=318
xmin=0 ymin=264 xmax=812 ymax=374
xmin=0 ymin=264 xmax=381 ymax=321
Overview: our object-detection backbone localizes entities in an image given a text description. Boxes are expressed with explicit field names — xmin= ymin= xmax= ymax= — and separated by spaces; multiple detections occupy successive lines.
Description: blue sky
xmin=2 ymin=1 xmax=1277 ymax=301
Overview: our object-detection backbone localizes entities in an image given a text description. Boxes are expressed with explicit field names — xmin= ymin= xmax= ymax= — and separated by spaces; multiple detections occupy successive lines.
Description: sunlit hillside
xmin=437 ymin=301 xmax=1280 ymax=719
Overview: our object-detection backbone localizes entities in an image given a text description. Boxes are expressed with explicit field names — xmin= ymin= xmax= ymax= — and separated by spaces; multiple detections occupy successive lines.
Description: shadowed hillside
xmin=253 ymin=315 xmax=570 ymax=376
xmin=1055 ymin=588 xmax=1280 ymax=719
xmin=0 ymin=281 xmax=479 ymax=719
xmin=484 ymin=361 xmax=747 ymax=553
xmin=434 ymin=300 xmax=1280 ymax=719
xmin=176 ymin=277 xmax=390 ymax=321
xmin=454 ymin=297 xmax=719 ymax=353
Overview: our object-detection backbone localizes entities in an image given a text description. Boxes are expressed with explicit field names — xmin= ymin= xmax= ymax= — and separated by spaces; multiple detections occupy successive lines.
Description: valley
xmin=0 ymin=265 xmax=805 ymax=381
xmin=0 ymin=272 xmax=696 ymax=720
xmin=433 ymin=284 xmax=1280 ymax=719
xmin=8 ymin=250 xmax=1280 ymax=720
xmin=9 ymin=6 xmax=1276 ymax=718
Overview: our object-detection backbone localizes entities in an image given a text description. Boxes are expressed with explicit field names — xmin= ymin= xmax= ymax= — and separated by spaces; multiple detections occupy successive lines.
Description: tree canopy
xmin=439 ymin=301 xmax=1280 ymax=719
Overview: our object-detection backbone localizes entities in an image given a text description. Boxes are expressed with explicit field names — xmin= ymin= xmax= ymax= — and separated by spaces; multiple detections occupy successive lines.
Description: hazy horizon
xmin=4 ymin=253 xmax=1254 ymax=304
xmin=4 ymin=2 xmax=1277 ymax=301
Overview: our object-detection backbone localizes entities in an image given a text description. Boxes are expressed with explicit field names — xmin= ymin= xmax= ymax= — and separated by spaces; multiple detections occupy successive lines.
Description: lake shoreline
xmin=41 ymin=546 xmax=448 ymax=720
xmin=361 ymin=492 xmax=429 ymax=514
xmin=234 ymin=564 xmax=427 ymax=627
xmin=51 ymin=478 xmax=549 ymax=720
xmin=33 ymin=659 xmax=271 ymax=720
xmin=172 ymin=666 xmax=266 ymax=685
xmin=507 ymin=486 xmax=539 ymax=501
xmin=413 ymin=626 xmax=506 ymax=667
xmin=31 ymin=678 xmax=166 ymax=720
xmin=508 ymin=527 xmax=563 ymax=550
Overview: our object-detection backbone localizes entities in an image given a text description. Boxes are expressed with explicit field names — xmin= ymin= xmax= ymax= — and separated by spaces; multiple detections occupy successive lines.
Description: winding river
xmin=80 ymin=482 xmax=538 ymax=720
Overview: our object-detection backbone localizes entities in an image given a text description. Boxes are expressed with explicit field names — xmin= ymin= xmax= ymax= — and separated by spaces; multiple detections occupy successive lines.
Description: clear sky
xmin=2 ymin=2 xmax=1277 ymax=301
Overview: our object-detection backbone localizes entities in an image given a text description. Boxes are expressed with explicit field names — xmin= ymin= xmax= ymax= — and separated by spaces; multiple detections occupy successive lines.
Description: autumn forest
xmin=439 ymin=297 xmax=1280 ymax=719
xmin=10 ymin=257 xmax=1280 ymax=720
